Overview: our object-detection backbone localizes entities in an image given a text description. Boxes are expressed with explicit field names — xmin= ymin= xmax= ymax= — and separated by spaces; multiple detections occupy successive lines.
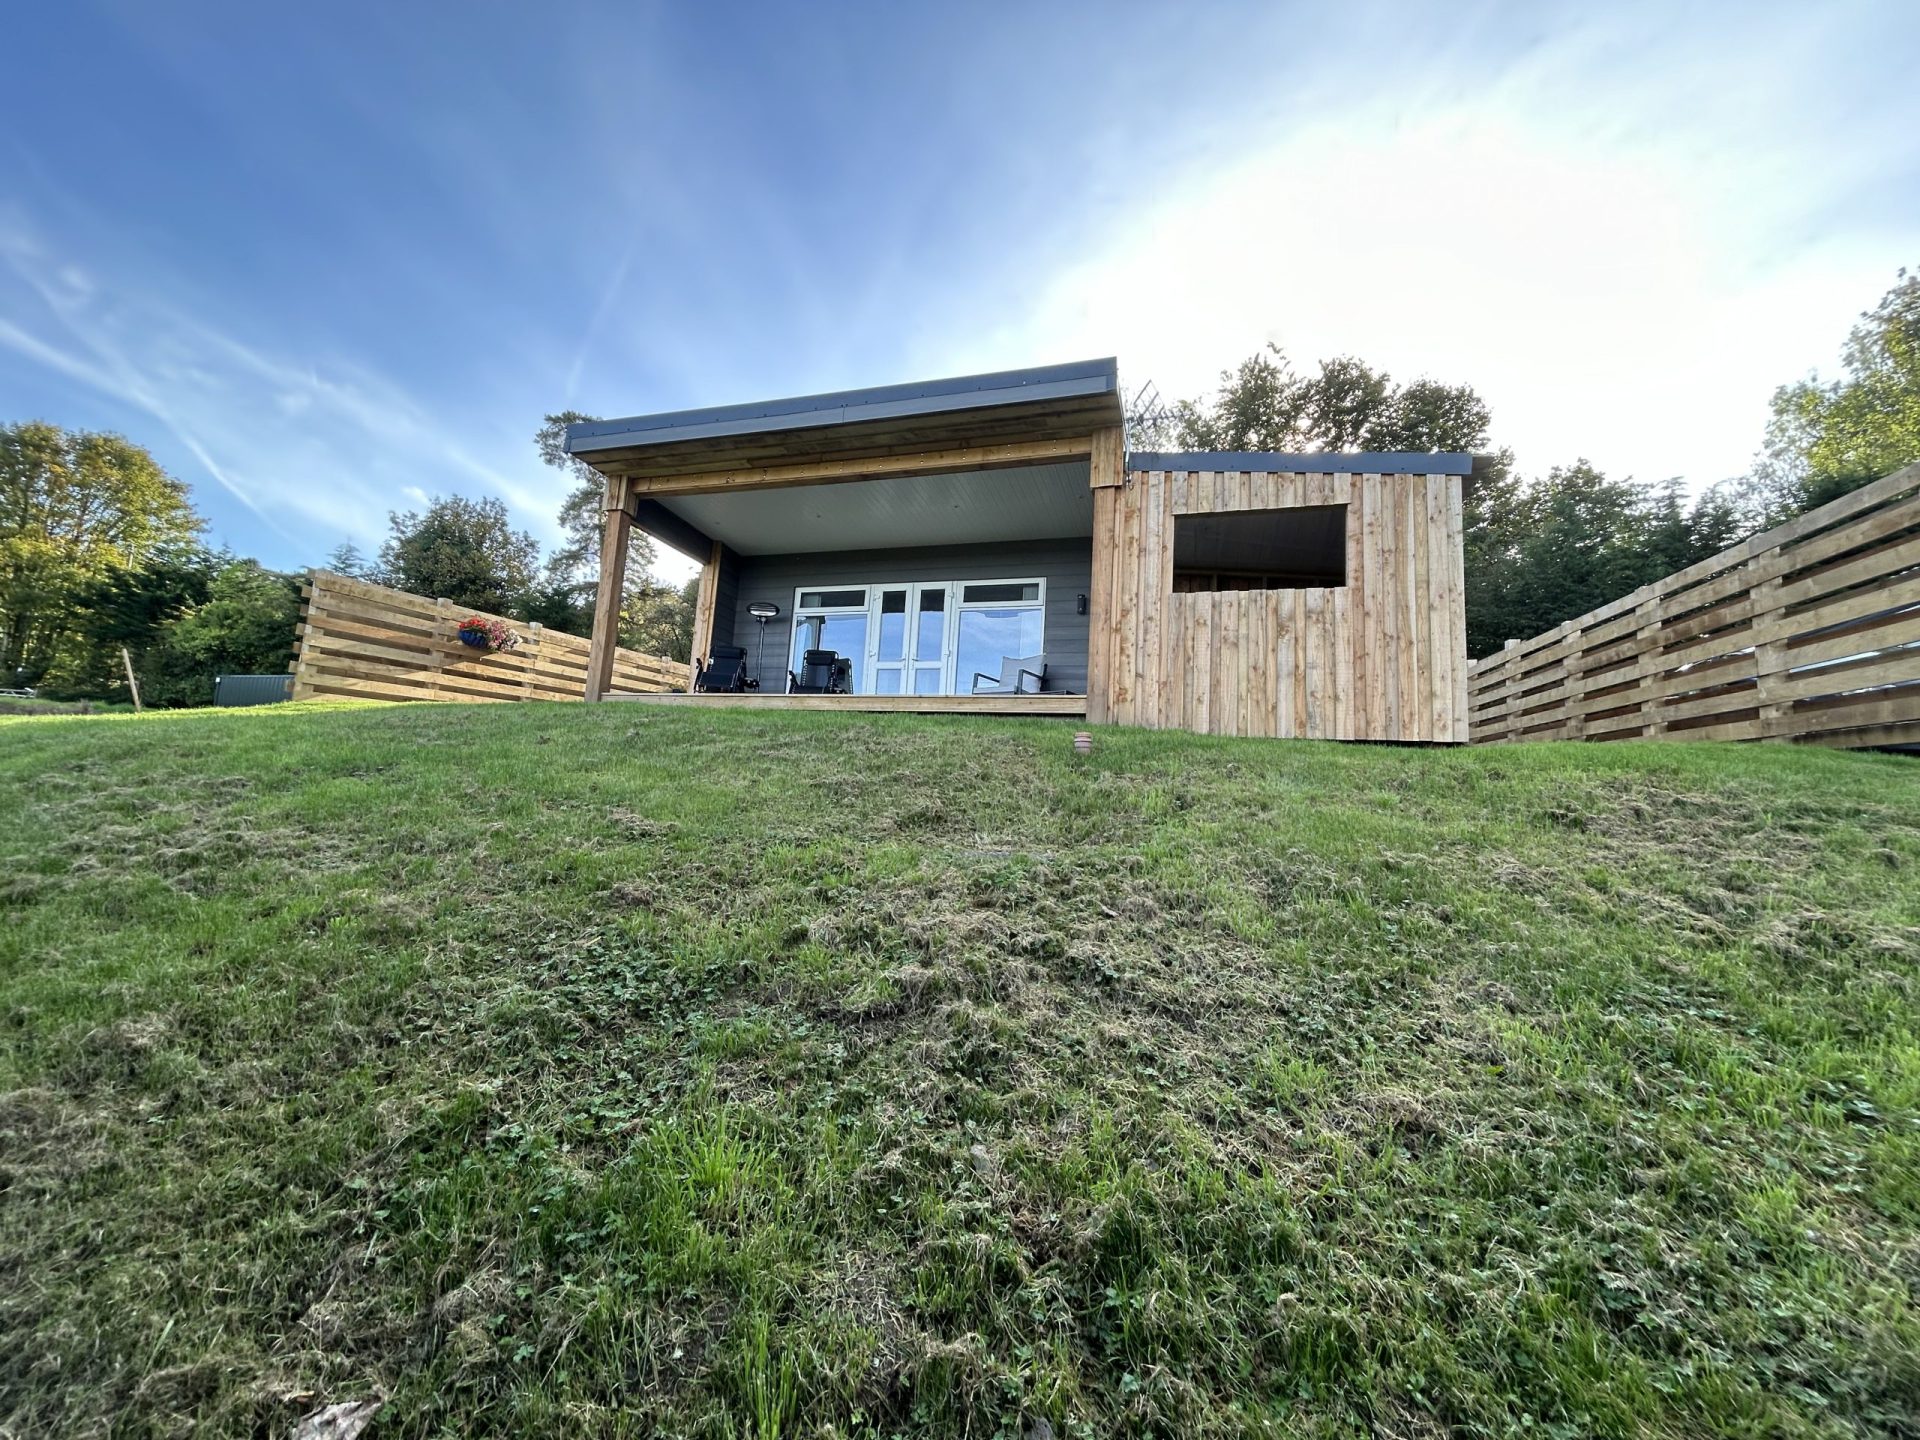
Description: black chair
xmin=692 ymin=644 xmax=749 ymax=693
xmin=788 ymin=649 xmax=852 ymax=694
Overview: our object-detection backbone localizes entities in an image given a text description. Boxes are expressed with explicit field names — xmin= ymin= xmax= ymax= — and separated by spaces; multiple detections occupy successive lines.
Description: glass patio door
xmin=870 ymin=584 xmax=951 ymax=694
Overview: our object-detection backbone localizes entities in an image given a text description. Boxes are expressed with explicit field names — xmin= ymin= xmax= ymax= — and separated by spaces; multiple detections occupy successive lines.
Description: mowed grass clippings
xmin=1 ymin=700 xmax=1917 ymax=1440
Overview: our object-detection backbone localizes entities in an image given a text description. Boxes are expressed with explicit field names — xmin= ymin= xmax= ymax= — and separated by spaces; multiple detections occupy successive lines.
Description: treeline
xmin=1143 ymin=266 xmax=1919 ymax=657
xmin=0 ymin=418 xmax=694 ymax=708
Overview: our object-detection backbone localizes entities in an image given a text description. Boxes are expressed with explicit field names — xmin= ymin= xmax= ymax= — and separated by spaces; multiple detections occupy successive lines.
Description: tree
xmin=1171 ymin=346 xmax=1313 ymax=451
xmin=325 ymin=540 xmax=374 ymax=580
xmin=1169 ymin=346 xmax=1494 ymax=456
xmin=535 ymin=411 xmax=659 ymax=591
xmin=63 ymin=549 xmax=217 ymax=697
xmin=622 ymin=575 xmax=699 ymax=662
xmin=136 ymin=558 xmax=302 ymax=707
xmin=0 ymin=421 xmax=201 ymax=684
xmin=1754 ymin=267 xmax=1920 ymax=519
xmin=1461 ymin=463 xmax=1745 ymax=656
xmin=377 ymin=495 xmax=541 ymax=615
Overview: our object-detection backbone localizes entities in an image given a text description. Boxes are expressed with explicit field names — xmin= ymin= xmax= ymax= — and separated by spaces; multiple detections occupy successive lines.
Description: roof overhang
xmin=565 ymin=358 xmax=1122 ymax=480
xmin=653 ymin=460 xmax=1094 ymax=557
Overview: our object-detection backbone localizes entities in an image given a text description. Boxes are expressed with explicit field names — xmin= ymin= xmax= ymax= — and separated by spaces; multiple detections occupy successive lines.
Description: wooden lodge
xmin=570 ymin=359 xmax=1472 ymax=742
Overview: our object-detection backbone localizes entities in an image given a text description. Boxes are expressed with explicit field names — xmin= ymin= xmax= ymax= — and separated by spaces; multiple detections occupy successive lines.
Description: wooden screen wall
xmin=1467 ymin=462 xmax=1920 ymax=748
xmin=292 ymin=570 xmax=683 ymax=704
xmin=1093 ymin=469 xmax=1468 ymax=741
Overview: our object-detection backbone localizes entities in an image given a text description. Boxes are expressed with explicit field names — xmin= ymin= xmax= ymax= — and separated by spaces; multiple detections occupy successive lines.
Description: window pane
xmin=916 ymin=596 xmax=944 ymax=657
xmin=956 ymin=608 xmax=1043 ymax=690
xmin=798 ymin=588 xmax=866 ymax=608
xmin=878 ymin=590 xmax=906 ymax=660
xmin=791 ymin=615 xmax=824 ymax=668
xmin=913 ymin=668 xmax=942 ymax=695
xmin=962 ymin=582 xmax=1039 ymax=604
xmin=874 ymin=668 xmax=902 ymax=695
xmin=818 ymin=614 xmax=867 ymax=691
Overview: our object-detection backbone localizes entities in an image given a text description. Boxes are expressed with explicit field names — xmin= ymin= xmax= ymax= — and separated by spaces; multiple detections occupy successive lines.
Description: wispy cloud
xmin=0 ymin=216 xmax=560 ymax=557
xmin=566 ymin=244 xmax=634 ymax=405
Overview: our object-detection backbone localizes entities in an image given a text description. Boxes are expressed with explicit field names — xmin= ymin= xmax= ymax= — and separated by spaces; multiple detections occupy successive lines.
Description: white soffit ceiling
xmin=658 ymin=462 xmax=1094 ymax=556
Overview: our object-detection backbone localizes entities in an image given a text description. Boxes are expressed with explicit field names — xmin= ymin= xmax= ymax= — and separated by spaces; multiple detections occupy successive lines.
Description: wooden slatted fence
xmin=1467 ymin=462 xmax=1920 ymax=749
xmin=291 ymin=570 xmax=684 ymax=703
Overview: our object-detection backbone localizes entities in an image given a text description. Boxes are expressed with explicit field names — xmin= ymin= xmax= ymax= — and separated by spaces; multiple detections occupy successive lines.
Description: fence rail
xmin=1467 ymin=462 xmax=1920 ymax=749
xmin=291 ymin=570 xmax=684 ymax=703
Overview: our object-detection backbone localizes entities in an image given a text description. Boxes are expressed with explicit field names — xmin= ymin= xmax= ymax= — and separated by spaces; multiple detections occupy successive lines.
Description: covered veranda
xmin=567 ymin=360 xmax=1126 ymax=711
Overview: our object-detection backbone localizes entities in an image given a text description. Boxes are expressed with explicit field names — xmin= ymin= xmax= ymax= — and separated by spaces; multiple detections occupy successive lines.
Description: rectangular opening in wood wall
xmin=1173 ymin=505 xmax=1347 ymax=592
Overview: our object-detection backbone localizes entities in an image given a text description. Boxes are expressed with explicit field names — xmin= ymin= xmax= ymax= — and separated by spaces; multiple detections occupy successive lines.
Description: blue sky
xmin=3 ymin=1 xmax=1916 ymax=583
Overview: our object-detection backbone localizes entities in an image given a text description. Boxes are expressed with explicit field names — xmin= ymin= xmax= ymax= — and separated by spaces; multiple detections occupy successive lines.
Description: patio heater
xmin=746 ymin=601 xmax=780 ymax=689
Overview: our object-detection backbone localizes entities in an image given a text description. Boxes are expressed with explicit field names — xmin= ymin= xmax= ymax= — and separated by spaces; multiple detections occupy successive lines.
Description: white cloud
xmin=953 ymin=6 xmax=1912 ymax=492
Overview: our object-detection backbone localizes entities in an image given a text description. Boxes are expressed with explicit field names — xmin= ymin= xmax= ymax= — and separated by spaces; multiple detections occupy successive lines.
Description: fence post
xmin=522 ymin=622 xmax=541 ymax=701
xmin=433 ymin=598 xmax=452 ymax=702
xmin=1750 ymin=576 xmax=1790 ymax=739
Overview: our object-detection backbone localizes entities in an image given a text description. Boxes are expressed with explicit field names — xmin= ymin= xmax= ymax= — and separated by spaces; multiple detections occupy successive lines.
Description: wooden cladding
xmin=291 ymin=570 xmax=683 ymax=705
xmin=1466 ymin=462 xmax=1920 ymax=749
xmin=1093 ymin=469 xmax=1468 ymax=741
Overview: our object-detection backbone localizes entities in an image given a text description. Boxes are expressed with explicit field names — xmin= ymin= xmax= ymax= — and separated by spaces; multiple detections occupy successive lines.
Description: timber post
xmin=584 ymin=475 xmax=634 ymax=701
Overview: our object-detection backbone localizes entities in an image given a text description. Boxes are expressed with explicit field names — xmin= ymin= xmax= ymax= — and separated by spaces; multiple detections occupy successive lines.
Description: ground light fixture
xmin=747 ymin=601 xmax=780 ymax=686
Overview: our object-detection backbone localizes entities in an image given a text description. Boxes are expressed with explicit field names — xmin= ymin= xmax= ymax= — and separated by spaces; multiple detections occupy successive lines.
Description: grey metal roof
xmin=567 ymin=358 xmax=1119 ymax=455
xmin=1127 ymin=451 xmax=1473 ymax=475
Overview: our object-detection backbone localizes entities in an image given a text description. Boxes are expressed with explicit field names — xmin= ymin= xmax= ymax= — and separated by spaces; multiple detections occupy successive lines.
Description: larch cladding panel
xmin=1095 ymin=469 xmax=1468 ymax=741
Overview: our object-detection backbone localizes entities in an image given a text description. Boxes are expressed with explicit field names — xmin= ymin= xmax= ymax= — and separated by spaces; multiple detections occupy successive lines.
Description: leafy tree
xmin=1171 ymin=347 xmax=1313 ymax=451
xmin=0 ymin=421 xmax=201 ymax=684
xmin=377 ymin=495 xmax=541 ymax=615
xmin=136 ymin=559 xmax=302 ymax=707
xmin=1169 ymin=346 xmax=1493 ymax=456
xmin=1754 ymin=267 xmax=1920 ymax=518
xmin=62 ymin=549 xmax=218 ymax=696
xmin=623 ymin=575 xmax=699 ymax=662
xmin=518 ymin=577 xmax=594 ymax=637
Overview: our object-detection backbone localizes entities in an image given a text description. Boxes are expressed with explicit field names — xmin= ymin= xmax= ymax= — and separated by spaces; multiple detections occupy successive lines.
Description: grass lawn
xmin=2 ymin=701 xmax=1917 ymax=1439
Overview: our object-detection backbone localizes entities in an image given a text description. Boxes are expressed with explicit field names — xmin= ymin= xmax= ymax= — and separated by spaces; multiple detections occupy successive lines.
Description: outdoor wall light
xmin=747 ymin=601 xmax=781 ymax=685
xmin=1076 ymin=593 xmax=1088 ymax=615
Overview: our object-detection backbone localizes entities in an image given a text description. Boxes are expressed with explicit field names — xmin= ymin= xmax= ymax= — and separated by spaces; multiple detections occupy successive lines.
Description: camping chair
xmin=692 ymin=644 xmax=749 ymax=693
xmin=971 ymin=654 xmax=1047 ymax=695
xmin=788 ymin=649 xmax=852 ymax=694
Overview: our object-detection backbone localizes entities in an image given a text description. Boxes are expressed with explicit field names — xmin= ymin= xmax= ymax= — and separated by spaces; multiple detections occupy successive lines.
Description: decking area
xmin=602 ymin=690 xmax=1087 ymax=715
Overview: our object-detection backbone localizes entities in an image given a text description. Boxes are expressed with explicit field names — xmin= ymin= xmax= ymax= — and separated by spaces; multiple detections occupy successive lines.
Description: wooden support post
xmin=1085 ymin=425 xmax=1124 ymax=723
xmin=689 ymin=538 xmax=723 ymax=688
xmin=584 ymin=476 xmax=633 ymax=701
xmin=1750 ymin=576 xmax=1791 ymax=738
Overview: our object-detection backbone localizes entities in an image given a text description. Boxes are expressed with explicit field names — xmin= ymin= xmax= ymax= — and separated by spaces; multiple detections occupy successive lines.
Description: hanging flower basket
xmin=455 ymin=616 xmax=519 ymax=653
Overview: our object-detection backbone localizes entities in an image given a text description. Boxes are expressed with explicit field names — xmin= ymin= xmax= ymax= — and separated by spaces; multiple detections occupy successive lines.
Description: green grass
xmin=2 ymin=701 xmax=1918 ymax=1439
